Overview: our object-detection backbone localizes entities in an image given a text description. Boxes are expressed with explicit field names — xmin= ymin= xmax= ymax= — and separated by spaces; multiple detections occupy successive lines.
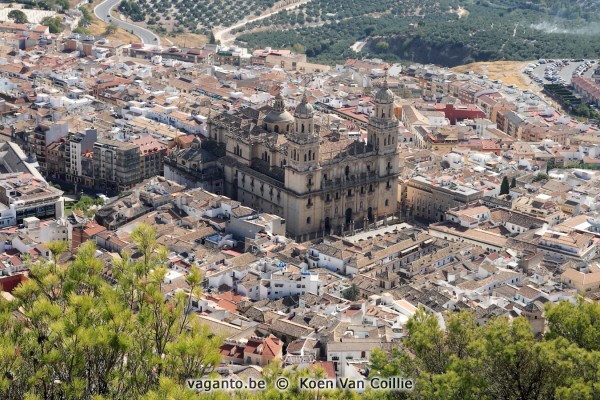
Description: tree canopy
xmin=500 ymin=176 xmax=510 ymax=195
xmin=0 ymin=224 xmax=221 ymax=399
xmin=41 ymin=16 xmax=63 ymax=33
xmin=370 ymin=303 xmax=600 ymax=399
xmin=8 ymin=9 xmax=28 ymax=24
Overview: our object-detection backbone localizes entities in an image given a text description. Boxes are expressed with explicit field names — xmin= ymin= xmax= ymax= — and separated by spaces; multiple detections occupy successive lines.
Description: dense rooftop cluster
xmin=0 ymin=20 xmax=600 ymax=399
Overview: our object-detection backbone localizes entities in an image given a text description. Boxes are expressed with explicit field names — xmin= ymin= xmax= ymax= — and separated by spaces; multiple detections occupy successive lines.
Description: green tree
xmin=533 ymin=172 xmax=550 ymax=182
xmin=500 ymin=176 xmax=510 ymax=195
xmin=105 ymin=22 xmax=119 ymax=35
xmin=46 ymin=239 xmax=68 ymax=273
xmin=1 ymin=232 xmax=221 ymax=399
xmin=293 ymin=43 xmax=305 ymax=54
xmin=8 ymin=9 xmax=28 ymax=24
xmin=41 ymin=16 xmax=63 ymax=33
xmin=510 ymin=176 xmax=517 ymax=188
xmin=130 ymin=223 xmax=165 ymax=277
xmin=342 ymin=283 xmax=360 ymax=301
xmin=374 ymin=40 xmax=389 ymax=53
xmin=545 ymin=298 xmax=600 ymax=351
xmin=78 ymin=6 xmax=92 ymax=27
xmin=71 ymin=195 xmax=103 ymax=218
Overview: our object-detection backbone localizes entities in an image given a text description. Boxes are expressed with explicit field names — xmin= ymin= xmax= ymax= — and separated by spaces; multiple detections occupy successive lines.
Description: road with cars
xmin=94 ymin=0 xmax=160 ymax=44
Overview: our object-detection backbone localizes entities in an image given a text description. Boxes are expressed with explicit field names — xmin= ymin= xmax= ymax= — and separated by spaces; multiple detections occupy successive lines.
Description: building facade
xmin=92 ymin=138 xmax=142 ymax=193
xmin=404 ymin=175 xmax=484 ymax=222
xmin=205 ymin=84 xmax=399 ymax=240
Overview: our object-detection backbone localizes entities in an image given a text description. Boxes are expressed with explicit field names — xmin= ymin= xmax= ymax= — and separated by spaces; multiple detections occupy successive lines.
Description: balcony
xmin=321 ymin=171 xmax=378 ymax=189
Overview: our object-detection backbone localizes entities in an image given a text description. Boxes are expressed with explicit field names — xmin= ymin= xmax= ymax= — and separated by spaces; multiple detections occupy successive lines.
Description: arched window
xmin=307 ymin=217 xmax=311 ymax=224
xmin=308 ymin=150 xmax=312 ymax=160
xmin=345 ymin=165 xmax=350 ymax=178
xmin=385 ymin=199 xmax=389 ymax=206
xmin=274 ymin=125 xmax=279 ymax=133
xmin=301 ymin=124 xmax=305 ymax=133
xmin=304 ymin=154 xmax=307 ymax=162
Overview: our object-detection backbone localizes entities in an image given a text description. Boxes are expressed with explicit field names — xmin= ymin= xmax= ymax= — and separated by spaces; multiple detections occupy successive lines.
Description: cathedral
xmin=167 ymin=81 xmax=400 ymax=241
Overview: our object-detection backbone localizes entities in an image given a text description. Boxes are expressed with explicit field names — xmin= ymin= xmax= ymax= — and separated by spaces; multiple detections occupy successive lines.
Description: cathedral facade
xmin=172 ymin=83 xmax=399 ymax=241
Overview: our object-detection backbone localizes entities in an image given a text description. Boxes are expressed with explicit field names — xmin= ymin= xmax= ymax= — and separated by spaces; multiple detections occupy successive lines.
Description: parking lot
xmin=525 ymin=59 xmax=597 ymax=86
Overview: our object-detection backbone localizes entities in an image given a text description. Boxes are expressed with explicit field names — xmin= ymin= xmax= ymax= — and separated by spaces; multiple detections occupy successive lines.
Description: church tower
xmin=284 ymin=93 xmax=321 ymax=239
xmin=368 ymin=75 xmax=400 ymax=228
xmin=287 ymin=93 xmax=320 ymax=172
xmin=368 ymin=76 xmax=398 ymax=156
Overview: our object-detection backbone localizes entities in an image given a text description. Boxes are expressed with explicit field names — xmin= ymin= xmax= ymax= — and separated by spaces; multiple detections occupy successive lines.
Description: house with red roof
xmin=219 ymin=334 xmax=283 ymax=366
xmin=243 ymin=335 xmax=283 ymax=366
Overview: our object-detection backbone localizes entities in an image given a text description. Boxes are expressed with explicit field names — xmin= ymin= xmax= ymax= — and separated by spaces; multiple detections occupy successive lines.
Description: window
xmin=385 ymin=199 xmax=389 ymax=206
xmin=307 ymin=217 xmax=311 ymax=224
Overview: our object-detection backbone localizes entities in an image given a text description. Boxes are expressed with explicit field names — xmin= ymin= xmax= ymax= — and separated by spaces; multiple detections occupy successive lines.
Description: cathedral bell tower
xmin=368 ymin=76 xmax=398 ymax=156
xmin=286 ymin=93 xmax=320 ymax=173
xmin=284 ymin=93 xmax=322 ymax=240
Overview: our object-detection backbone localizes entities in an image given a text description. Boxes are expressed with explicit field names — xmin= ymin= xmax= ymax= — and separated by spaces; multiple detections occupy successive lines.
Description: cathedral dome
xmin=264 ymin=92 xmax=294 ymax=124
xmin=375 ymin=79 xmax=394 ymax=104
xmin=294 ymin=93 xmax=314 ymax=119
xmin=264 ymin=109 xmax=294 ymax=124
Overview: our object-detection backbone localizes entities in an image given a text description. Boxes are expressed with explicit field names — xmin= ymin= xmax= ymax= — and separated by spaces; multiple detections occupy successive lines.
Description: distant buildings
xmin=0 ymin=172 xmax=64 ymax=227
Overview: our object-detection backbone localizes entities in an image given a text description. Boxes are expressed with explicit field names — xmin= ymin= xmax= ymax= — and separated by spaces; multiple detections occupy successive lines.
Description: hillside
xmin=115 ymin=0 xmax=600 ymax=65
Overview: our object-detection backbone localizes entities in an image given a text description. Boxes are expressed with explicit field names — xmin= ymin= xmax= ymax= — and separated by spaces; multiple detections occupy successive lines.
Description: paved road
xmin=94 ymin=0 xmax=160 ymax=45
